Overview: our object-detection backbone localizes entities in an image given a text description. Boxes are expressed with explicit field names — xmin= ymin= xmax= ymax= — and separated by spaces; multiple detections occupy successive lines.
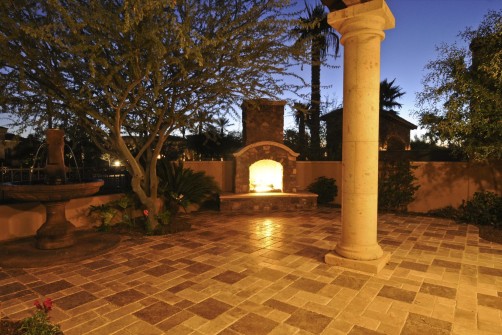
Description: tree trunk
xmin=298 ymin=112 xmax=306 ymax=159
xmin=310 ymin=41 xmax=322 ymax=160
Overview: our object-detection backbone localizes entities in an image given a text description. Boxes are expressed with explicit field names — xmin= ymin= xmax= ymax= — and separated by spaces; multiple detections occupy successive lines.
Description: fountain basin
xmin=0 ymin=179 xmax=104 ymax=202
xmin=0 ymin=179 xmax=104 ymax=249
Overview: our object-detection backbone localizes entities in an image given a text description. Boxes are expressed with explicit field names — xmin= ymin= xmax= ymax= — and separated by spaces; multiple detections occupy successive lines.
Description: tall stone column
xmin=324 ymin=0 xmax=394 ymax=272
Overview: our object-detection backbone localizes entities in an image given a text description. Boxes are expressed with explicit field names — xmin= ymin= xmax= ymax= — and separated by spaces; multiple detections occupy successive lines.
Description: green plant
xmin=378 ymin=160 xmax=419 ymax=212
xmin=427 ymin=206 xmax=461 ymax=220
xmin=21 ymin=298 xmax=62 ymax=335
xmin=307 ymin=176 xmax=338 ymax=204
xmin=459 ymin=191 xmax=502 ymax=227
xmin=89 ymin=194 xmax=138 ymax=231
xmin=157 ymin=159 xmax=220 ymax=210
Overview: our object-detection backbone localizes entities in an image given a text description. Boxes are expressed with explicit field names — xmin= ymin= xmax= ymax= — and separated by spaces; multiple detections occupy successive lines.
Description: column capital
xmin=327 ymin=0 xmax=395 ymax=36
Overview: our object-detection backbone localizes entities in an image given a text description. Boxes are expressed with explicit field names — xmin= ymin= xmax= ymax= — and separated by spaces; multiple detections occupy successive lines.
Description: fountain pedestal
xmin=36 ymin=201 xmax=76 ymax=249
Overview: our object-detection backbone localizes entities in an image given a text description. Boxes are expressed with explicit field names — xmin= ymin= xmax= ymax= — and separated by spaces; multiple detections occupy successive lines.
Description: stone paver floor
xmin=1 ymin=208 xmax=501 ymax=335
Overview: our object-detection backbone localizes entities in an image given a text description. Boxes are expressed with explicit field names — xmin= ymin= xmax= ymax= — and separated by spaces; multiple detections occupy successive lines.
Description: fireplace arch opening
xmin=249 ymin=159 xmax=283 ymax=193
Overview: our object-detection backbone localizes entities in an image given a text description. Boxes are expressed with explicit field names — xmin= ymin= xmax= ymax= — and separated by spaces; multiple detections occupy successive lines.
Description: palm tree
xmin=380 ymin=78 xmax=405 ymax=115
xmin=294 ymin=2 xmax=340 ymax=160
xmin=215 ymin=117 xmax=233 ymax=137
xmin=293 ymin=102 xmax=308 ymax=159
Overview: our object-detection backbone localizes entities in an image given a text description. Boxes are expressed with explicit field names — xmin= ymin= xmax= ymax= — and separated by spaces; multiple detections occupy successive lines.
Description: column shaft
xmin=327 ymin=1 xmax=395 ymax=261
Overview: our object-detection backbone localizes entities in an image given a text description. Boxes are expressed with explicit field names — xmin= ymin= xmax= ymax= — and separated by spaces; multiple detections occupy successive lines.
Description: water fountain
xmin=0 ymin=129 xmax=104 ymax=249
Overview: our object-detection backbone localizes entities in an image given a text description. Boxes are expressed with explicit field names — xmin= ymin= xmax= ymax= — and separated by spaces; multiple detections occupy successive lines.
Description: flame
xmin=249 ymin=159 xmax=282 ymax=193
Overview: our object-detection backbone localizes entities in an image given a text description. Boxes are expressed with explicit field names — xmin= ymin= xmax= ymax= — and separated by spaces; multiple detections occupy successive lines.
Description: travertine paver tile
xmin=454 ymin=308 xmax=478 ymax=329
xmin=377 ymin=285 xmax=416 ymax=303
xmin=432 ymin=301 xmax=456 ymax=322
xmin=329 ymin=317 xmax=357 ymax=332
xmin=121 ymin=320 xmax=164 ymax=335
xmin=477 ymin=305 xmax=502 ymax=333
xmin=401 ymin=312 xmax=452 ymax=335
xmin=2 ymin=209 xmax=502 ymax=335
xmin=84 ymin=315 xmax=137 ymax=335
xmin=188 ymin=297 xmax=232 ymax=320
xmin=285 ymin=308 xmax=332 ymax=334
xmin=376 ymin=322 xmax=401 ymax=335
xmin=348 ymin=325 xmax=385 ymax=334
xmin=63 ymin=316 xmax=110 ymax=335
xmin=268 ymin=322 xmax=301 ymax=335
xmin=478 ymin=293 xmax=502 ymax=310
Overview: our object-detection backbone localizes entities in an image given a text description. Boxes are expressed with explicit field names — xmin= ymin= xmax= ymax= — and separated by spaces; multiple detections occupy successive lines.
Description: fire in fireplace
xmin=249 ymin=159 xmax=283 ymax=192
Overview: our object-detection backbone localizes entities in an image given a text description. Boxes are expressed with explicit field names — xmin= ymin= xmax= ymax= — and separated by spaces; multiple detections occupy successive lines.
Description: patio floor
xmin=1 ymin=208 xmax=501 ymax=335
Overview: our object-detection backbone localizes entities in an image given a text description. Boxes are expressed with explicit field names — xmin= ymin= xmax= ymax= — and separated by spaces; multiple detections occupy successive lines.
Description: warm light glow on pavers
xmin=0 ymin=209 xmax=501 ymax=334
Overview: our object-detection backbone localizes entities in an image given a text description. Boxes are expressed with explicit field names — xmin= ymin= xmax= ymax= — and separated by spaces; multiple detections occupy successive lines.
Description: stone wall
xmin=233 ymin=141 xmax=299 ymax=193
xmin=242 ymin=99 xmax=286 ymax=145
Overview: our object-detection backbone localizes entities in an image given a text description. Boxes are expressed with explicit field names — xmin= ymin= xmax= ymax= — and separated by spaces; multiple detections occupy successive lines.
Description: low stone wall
xmin=0 ymin=194 xmax=122 ymax=242
xmin=220 ymin=192 xmax=317 ymax=212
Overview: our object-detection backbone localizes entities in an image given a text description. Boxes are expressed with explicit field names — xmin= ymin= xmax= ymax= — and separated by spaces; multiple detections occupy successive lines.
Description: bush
xmin=157 ymin=160 xmax=220 ymax=208
xmin=427 ymin=206 xmax=461 ymax=220
xmin=459 ymin=191 xmax=502 ymax=227
xmin=379 ymin=160 xmax=419 ymax=212
xmin=307 ymin=177 xmax=338 ymax=204
xmin=89 ymin=194 xmax=139 ymax=231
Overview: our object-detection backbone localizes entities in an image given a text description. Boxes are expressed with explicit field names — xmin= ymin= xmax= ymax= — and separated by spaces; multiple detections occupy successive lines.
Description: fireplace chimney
xmin=242 ymin=99 xmax=286 ymax=145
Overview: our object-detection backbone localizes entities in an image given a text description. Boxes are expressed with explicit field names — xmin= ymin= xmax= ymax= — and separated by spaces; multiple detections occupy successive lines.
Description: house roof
xmin=321 ymin=108 xmax=417 ymax=130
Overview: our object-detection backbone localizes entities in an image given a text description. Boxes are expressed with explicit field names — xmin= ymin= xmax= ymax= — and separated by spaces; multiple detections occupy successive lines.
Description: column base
xmin=325 ymin=248 xmax=391 ymax=274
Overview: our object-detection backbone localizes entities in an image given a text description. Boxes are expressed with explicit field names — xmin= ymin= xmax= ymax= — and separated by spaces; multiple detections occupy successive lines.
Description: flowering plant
xmin=34 ymin=298 xmax=53 ymax=313
xmin=21 ymin=298 xmax=62 ymax=335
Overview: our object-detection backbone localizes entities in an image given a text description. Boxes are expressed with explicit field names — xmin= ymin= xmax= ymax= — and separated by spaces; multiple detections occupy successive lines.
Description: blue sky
xmin=284 ymin=0 xmax=502 ymax=136
xmin=3 ymin=1 xmax=501 ymax=137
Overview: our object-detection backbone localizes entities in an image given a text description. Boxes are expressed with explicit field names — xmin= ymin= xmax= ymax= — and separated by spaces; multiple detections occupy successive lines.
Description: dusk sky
xmin=285 ymin=0 xmax=502 ymax=136
xmin=2 ymin=1 xmax=501 ymax=138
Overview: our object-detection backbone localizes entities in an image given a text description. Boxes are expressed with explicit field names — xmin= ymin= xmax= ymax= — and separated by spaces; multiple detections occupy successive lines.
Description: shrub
xmin=427 ymin=206 xmax=461 ymax=220
xmin=379 ymin=160 xmax=419 ymax=212
xmin=157 ymin=160 xmax=220 ymax=209
xmin=89 ymin=194 xmax=139 ymax=231
xmin=307 ymin=177 xmax=338 ymax=204
xmin=459 ymin=191 xmax=502 ymax=227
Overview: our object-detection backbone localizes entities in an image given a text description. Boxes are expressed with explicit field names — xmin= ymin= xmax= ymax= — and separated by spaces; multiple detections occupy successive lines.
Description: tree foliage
xmin=380 ymin=78 xmax=405 ymax=115
xmin=0 ymin=0 xmax=297 ymax=230
xmin=293 ymin=2 xmax=340 ymax=160
xmin=416 ymin=10 xmax=502 ymax=161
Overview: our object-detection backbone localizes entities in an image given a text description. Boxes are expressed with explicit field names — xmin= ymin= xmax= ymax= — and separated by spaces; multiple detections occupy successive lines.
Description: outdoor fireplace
xmin=220 ymin=99 xmax=317 ymax=212
xmin=233 ymin=99 xmax=299 ymax=194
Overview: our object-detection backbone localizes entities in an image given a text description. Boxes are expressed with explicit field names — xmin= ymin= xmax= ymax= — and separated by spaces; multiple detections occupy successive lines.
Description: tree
xmin=293 ymin=2 xmax=339 ymax=160
xmin=0 ymin=0 xmax=297 ymax=230
xmin=292 ymin=102 xmax=308 ymax=159
xmin=380 ymin=78 xmax=405 ymax=115
xmin=215 ymin=116 xmax=233 ymax=137
xmin=416 ymin=10 xmax=502 ymax=161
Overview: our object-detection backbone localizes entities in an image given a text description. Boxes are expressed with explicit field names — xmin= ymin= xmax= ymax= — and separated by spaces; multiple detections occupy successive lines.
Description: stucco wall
xmin=408 ymin=161 xmax=502 ymax=212
xmin=2 ymin=161 xmax=500 ymax=242
xmin=187 ymin=160 xmax=501 ymax=212
xmin=184 ymin=161 xmax=234 ymax=192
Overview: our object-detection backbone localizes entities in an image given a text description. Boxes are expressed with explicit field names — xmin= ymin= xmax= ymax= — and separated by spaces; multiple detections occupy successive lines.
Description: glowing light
xmin=249 ymin=159 xmax=282 ymax=192
xmin=113 ymin=160 xmax=122 ymax=167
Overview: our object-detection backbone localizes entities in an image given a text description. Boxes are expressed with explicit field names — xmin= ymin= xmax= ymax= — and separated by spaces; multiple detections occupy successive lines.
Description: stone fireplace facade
xmin=234 ymin=141 xmax=299 ymax=193
xmin=221 ymin=99 xmax=317 ymax=211
xmin=234 ymin=99 xmax=299 ymax=194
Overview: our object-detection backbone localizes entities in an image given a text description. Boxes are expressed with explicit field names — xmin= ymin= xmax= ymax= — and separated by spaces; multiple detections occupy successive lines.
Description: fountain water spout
xmin=45 ymin=129 xmax=67 ymax=184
